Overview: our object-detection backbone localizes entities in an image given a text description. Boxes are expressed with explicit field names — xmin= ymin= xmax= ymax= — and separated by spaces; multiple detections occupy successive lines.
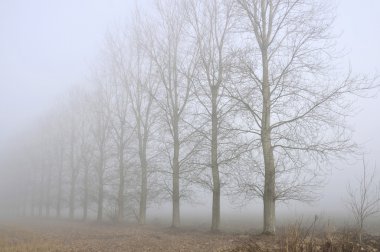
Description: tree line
xmin=5 ymin=0 xmax=376 ymax=234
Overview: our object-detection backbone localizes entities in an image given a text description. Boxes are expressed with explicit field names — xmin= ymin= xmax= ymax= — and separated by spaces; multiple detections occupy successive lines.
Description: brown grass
xmin=227 ymin=221 xmax=380 ymax=252
xmin=0 ymin=219 xmax=379 ymax=252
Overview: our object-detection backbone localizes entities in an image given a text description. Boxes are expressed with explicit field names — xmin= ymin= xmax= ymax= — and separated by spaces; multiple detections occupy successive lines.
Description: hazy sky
xmin=0 ymin=0 xmax=379 ymax=215
xmin=0 ymin=0 xmax=152 ymax=147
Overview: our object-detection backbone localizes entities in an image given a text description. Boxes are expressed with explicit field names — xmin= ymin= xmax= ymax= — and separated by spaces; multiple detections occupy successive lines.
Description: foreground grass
xmin=0 ymin=226 xmax=67 ymax=252
xmin=0 ymin=220 xmax=237 ymax=252
xmin=0 ymin=219 xmax=379 ymax=251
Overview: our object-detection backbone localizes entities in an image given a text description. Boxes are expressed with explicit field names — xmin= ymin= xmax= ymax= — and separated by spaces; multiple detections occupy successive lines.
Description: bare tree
xmin=54 ymin=124 xmax=66 ymax=219
xmin=78 ymin=123 xmax=94 ymax=221
xmin=106 ymin=59 xmax=135 ymax=223
xmin=128 ymin=39 xmax=158 ymax=225
xmin=67 ymin=90 xmax=82 ymax=220
xmin=106 ymin=21 xmax=159 ymax=224
xmin=44 ymin=130 xmax=53 ymax=217
xmin=50 ymin=103 xmax=72 ymax=219
xmin=75 ymin=92 xmax=94 ymax=221
xmin=184 ymin=0 xmax=237 ymax=232
xmin=144 ymin=0 xmax=198 ymax=227
xmin=110 ymin=85 xmax=132 ymax=223
xmin=89 ymin=79 xmax=112 ymax=222
xmin=347 ymin=159 xmax=380 ymax=243
xmin=234 ymin=0 xmax=376 ymax=234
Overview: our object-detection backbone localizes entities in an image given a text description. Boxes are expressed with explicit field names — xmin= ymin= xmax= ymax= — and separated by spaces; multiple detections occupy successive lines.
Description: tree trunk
xmin=211 ymin=87 xmax=220 ymax=232
xmin=172 ymin=116 xmax=180 ymax=228
xmin=69 ymin=173 xmax=76 ymax=220
xmin=139 ymin=158 xmax=147 ymax=225
xmin=69 ymin=136 xmax=76 ymax=220
xmin=359 ymin=221 xmax=363 ymax=243
xmin=45 ymin=164 xmax=51 ymax=217
xmin=22 ymin=189 xmax=27 ymax=216
xmin=82 ymin=164 xmax=89 ymax=221
xmin=31 ymin=172 xmax=35 ymax=216
xmin=138 ymin=121 xmax=149 ymax=225
xmin=97 ymin=148 xmax=105 ymax=222
xmin=262 ymin=135 xmax=275 ymax=234
xmin=39 ymin=168 xmax=44 ymax=217
xmin=261 ymin=36 xmax=276 ymax=235
xmin=97 ymin=175 xmax=104 ymax=222
xmin=56 ymin=153 xmax=63 ymax=218
xmin=117 ymin=143 xmax=125 ymax=223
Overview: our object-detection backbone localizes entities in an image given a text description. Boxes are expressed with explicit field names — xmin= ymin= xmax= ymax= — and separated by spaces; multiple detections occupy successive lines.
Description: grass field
xmin=0 ymin=219 xmax=379 ymax=251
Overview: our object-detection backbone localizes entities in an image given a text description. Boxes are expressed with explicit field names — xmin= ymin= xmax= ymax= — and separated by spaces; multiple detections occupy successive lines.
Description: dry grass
xmin=0 ymin=219 xmax=379 ymax=252
xmin=0 ymin=226 xmax=66 ymax=252
xmin=0 ymin=220 xmax=240 ymax=252
xmin=227 ymin=220 xmax=380 ymax=252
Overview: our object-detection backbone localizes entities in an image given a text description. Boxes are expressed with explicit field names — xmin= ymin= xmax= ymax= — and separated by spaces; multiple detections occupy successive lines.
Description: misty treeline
xmin=4 ymin=0 xmax=377 ymax=234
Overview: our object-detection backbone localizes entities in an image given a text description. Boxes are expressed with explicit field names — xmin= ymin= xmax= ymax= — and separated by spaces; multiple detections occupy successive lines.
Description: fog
xmin=0 ymin=0 xmax=379 ymax=239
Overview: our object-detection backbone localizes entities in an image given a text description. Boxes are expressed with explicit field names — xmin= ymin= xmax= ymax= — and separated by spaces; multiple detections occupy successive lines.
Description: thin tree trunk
xmin=45 ymin=164 xmax=51 ymax=217
xmin=138 ymin=119 xmax=149 ymax=225
xmin=97 ymin=175 xmax=104 ymax=222
xmin=22 ymin=191 xmax=27 ymax=216
xmin=261 ymin=33 xmax=276 ymax=235
xmin=172 ymin=115 xmax=180 ymax=228
xmin=31 ymin=172 xmax=35 ymax=216
xmin=56 ymin=152 xmax=63 ymax=218
xmin=211 ymin=87 xmax=220 ymax=232
xmin=69 ymin=135 xmax=76 ymax=220
xmin=359 ymin=221 xmax=363 ymax=243
xmin=97 ymin=153 xmax=104 ymax=222
xmin=39 ymin=168 xmax=44 ymax=217
xmin=82 ymin=163 xmax=89 ymax=221
xmin=69 ymin=172 xmax=76 ymax=219
xmin=139 ymin=158 xmax=147 ymax=225
xmin=117 ymin=142 xmax=125 ymax=223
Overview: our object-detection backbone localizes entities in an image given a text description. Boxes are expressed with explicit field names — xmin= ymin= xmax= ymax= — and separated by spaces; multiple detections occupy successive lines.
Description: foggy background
xmin=0 ymin=0 xmax=379 ymax=230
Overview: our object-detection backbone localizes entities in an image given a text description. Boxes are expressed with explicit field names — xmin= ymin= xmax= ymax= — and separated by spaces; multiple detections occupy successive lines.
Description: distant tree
xmin=89 ymin=79 xmax=112 ymax=222
xmin=127 ymin=22 xmax=160 ymax=225
xmin=67 ymin=89 xmax=82 ymax=220
xmin=106 ymin=19 xmax=160 ymax=224
xmin=43 ymin=103 xmax=69 ymax=219
xmin=108 ymin=80 xmax=132 ymax=223
xmin=347 ymin=159 xmax=380 ymax=243
xmin=97 ymin=45 xmax=133 ymax=223
xmin=53 ymin=118 xmax=66 ymax=219
xmin=75 ymin=92 xmax=94 ymax=221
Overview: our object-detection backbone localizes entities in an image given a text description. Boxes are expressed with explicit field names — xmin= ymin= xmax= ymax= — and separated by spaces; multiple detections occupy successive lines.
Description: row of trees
xmin=6 ymin=0 xmax=376 ymax=234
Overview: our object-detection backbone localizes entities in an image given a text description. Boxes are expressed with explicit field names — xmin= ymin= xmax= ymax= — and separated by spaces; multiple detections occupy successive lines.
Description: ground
xmin=0 ymin=219 xmax=246 ymax=252
xmin=0 ymin=219 xmax=379 ymax=251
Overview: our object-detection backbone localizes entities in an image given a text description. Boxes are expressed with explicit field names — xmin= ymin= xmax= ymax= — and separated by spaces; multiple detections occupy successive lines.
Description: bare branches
xmin=346 ymin=158 xmax=380 ymax=243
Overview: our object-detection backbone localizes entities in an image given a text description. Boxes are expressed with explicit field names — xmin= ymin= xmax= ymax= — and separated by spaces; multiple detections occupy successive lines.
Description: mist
xmin=0 ymin=0 xmax=380 ymax=251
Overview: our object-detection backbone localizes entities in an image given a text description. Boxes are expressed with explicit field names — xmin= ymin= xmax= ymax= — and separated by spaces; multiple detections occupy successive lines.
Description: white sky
xmin=0 ymin=0 xmax=379 ymax=218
